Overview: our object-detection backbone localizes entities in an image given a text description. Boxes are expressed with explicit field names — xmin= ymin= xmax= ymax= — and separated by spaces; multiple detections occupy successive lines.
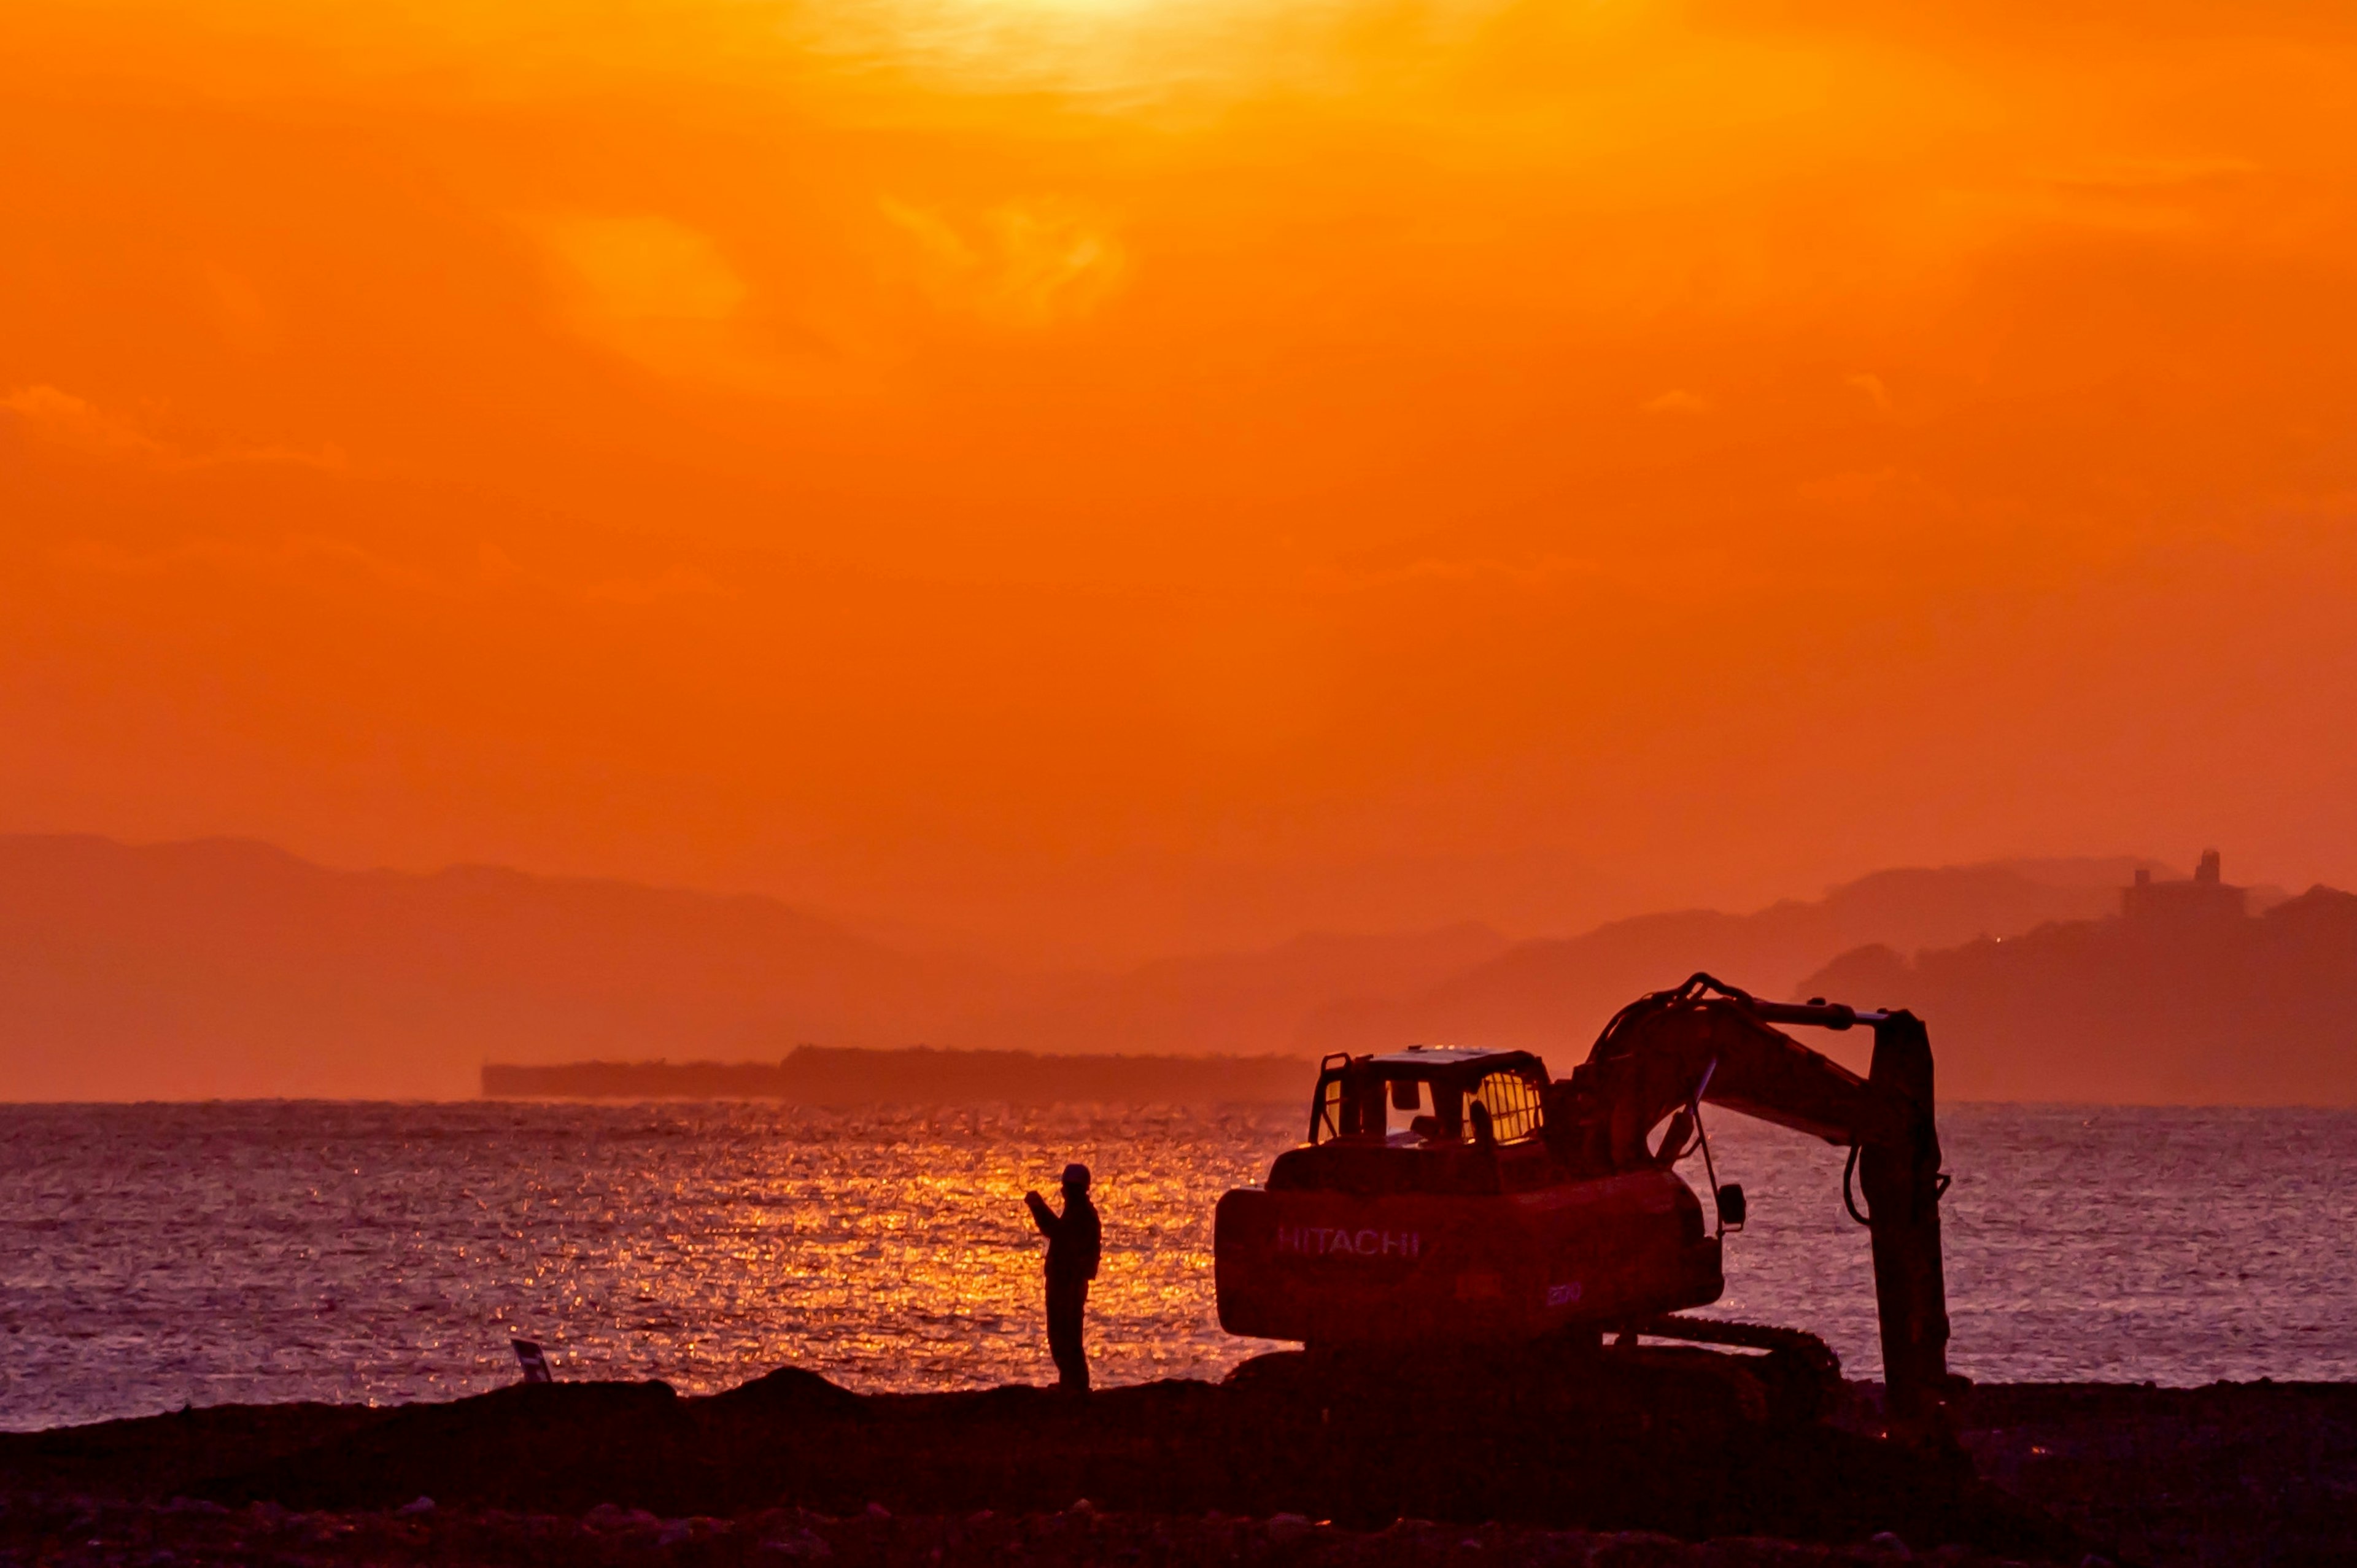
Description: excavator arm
xmin=1568 ymin=975 xmax=1955 ymax=1424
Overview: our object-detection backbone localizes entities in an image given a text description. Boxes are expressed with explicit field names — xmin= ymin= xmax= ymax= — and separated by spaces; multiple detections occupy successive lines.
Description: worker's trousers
xmin=1047 ymin=1273 xmax=1090 ymax=1392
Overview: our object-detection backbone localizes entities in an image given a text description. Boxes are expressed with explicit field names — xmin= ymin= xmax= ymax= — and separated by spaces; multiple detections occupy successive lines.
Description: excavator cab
xmin=1306 ymin=1046 xmax=1549 ymax=1146
xmin=1271 ymin=1048 xmax=1559 ymax=1198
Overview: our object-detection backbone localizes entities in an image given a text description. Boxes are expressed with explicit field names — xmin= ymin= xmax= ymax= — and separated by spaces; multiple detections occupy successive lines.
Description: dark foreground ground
xmin=1 ymin=1367 xmax=2349 ymax=1568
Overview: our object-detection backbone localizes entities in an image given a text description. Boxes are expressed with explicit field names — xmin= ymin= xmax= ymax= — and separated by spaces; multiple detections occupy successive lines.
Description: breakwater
xmin=479 ymin=1046 xmax=1308 ymax=1103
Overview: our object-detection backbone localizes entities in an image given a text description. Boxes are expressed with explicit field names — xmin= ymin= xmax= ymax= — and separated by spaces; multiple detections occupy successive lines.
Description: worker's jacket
xmin=1026 ymin=1191 xmax=1101 ymax=1283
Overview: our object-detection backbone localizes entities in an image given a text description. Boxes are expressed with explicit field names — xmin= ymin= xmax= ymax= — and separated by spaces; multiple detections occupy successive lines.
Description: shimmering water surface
xmin=3 ymin=1102 xmax=2352 ymax=1430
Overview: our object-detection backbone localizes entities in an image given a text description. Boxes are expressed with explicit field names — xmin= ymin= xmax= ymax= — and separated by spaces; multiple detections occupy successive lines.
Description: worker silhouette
xmin=1024 ymin=1162 xmax=1101 ymax=1393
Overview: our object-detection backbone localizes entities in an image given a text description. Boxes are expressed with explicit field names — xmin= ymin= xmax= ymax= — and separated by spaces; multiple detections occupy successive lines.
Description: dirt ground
xmin=0 ymin=1375 xmax=2348 ymax=1568
xmin=1956 ymin=1383 xmax=2357 ymax=1568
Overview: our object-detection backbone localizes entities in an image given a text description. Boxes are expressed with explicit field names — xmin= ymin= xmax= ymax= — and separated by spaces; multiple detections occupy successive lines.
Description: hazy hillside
xmin=1297 ymin=859 xmax=2159 ymax=1067
xmin=0 ymin=836 xmax=1504 ymax=1099
xmin=1800 ymin=886 xmax=2357 ymax=1103
xmin=0 ymin=835 xmax=2225 ymax=1099
xmin=0 ymin=836 xmax=1006 ymax=1099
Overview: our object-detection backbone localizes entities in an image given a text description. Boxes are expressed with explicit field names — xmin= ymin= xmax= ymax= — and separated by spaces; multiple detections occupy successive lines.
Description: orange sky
xmin=4 ymin=0 xmax=2355 ymax=962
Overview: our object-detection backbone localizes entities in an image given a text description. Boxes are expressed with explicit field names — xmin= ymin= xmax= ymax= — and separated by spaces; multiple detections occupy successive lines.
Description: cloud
xmin=540 ymin=214 xmax=747 ymax=326
xmin=3 ymin=385 xmax=343 ymax=469
xmin=531 ymin=213 xmax=762 ymax=382
xmin=528 ymin=213 xmax=880 ymax=393
xmin=1795 ymin=465 xmax=1902 ymax=509
xmin=51 ymin=533 xmax=730 ymax=608
xmin=582 ymin=565 xmax=734 ymax=604
xmin=1644 ymin=388 xmax=1710 ymax=415
xmin=199 ymin=266 xmax=278 ymax=353
xmin=52 ymin=535 xmax=454 ymax=594
xmin=1304 ymin=552 xmax=1766 ymax=611
xmin=2042 ymin=156 xmax=2261 ymax=194
xmin=4 ymin=385 xmax=172 ymax=460
xmin=882 ymin=197 xmax=1127 ymax=327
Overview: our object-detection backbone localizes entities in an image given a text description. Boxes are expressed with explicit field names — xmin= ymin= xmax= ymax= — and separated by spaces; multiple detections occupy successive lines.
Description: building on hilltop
xmin=2121 ymin=849 xmax=2248 ymax=926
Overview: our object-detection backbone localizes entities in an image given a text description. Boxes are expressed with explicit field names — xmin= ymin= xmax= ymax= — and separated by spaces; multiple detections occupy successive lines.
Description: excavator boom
xmin=1574 ymin=975 xmax=1953 ymax=1421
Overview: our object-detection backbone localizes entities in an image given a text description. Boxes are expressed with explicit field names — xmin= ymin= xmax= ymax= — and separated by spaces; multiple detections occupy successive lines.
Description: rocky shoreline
xmin=1 ymin=1373 xmax=2348 ymax=1568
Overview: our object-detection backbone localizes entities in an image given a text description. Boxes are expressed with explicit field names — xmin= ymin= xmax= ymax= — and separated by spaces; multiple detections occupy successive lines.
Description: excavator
xmin=1214 ymin=975 xmax=1956 ymax=1431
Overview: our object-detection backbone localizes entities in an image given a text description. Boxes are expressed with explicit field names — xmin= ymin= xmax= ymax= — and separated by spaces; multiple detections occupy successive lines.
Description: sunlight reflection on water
xmin=2 ymin=1101 xmax=2352 ymax=1430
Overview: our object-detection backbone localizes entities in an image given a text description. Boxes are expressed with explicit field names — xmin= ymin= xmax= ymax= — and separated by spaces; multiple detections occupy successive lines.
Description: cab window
xmin=1312 ymin=1070 xmax=1389 ymax=1141
xmin=1469 ymin=1069 xmax=1546 ymax=1143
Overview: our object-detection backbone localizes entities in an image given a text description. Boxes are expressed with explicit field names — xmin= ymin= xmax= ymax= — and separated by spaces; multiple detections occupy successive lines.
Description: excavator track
xmin=1627 ymin=1313 xmax=1842 ymax=1382
xmin=1614 ymin=1315 xmax=1846 ymax=1427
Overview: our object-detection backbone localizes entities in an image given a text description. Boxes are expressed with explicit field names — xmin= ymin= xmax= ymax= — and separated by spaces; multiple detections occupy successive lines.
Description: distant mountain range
xmin=1293 ymin=860 xmax=2158 ymax=1065
xmin=4 ymin=833 xmax=2342 ymax=1102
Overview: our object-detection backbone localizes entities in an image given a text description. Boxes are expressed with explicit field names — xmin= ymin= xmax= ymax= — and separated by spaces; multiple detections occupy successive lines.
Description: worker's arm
xmin=1024 ymin=1190 xmax=1060 ymax=1238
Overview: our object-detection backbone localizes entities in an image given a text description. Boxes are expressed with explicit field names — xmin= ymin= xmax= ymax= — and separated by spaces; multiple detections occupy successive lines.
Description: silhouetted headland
xmin=480 ymin=1046 xmax=1306 ymax=1103
xmin=1803 ymin=852 xmax=2357 ymax=1102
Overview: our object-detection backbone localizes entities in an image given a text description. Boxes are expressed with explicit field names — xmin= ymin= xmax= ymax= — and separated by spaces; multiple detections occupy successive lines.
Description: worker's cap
xmin=1061 ymin=1162 xmax=1091 ymax=1190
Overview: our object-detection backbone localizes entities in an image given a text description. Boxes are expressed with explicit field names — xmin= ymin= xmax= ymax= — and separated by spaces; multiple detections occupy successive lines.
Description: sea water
xmin=1 ymin=1102 xmax=2351 ymax=1430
